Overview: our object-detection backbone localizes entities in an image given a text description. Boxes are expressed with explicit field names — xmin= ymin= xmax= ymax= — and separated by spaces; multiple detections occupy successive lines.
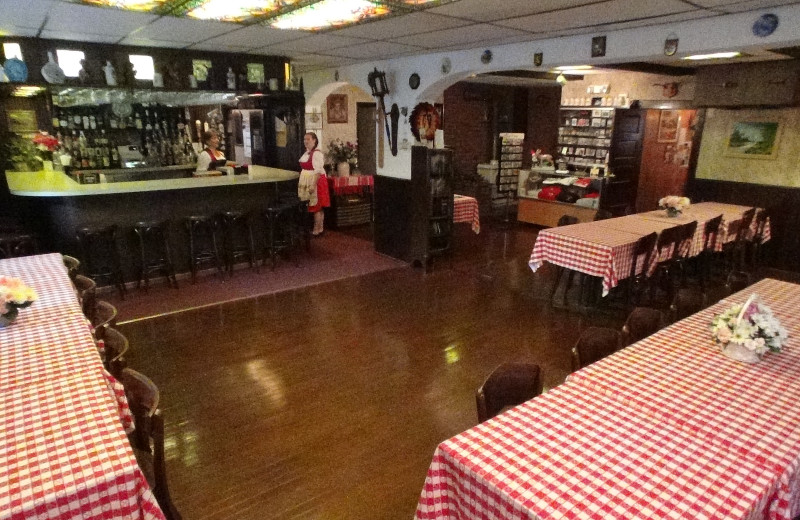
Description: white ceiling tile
xmin=387 ymin=23 xmax=532 ymax=49
xmin=265 ymin=34 xmax=371 ymax=55
xmin=330 ymin=12 xmax=471 ymax=39
xmin=199 ymin=24 xmax=307 ymax=48
xmin=595 ymin=10 xmax=715 ymax=32
xmin=2 ymin=0 xmax=57 ymax=28
xmin=712 ymin=0 xmax=800 ymax=12
xmin=39 ymin=30 xmax=120 ymax=43
xmin=46 ymin=2 xmax=157 ymax=36
xmin=126 ymin=17 xmax=238 ymax=43
xmin=323 ymin=41 xmax=426 ymax=59
xmin=428 ymin=0 xmax=600 ymax=22
xmin=493 ymin=0 xmax=695 ymax=32
xmin=0 ymin=25 xmax=41 ymax=38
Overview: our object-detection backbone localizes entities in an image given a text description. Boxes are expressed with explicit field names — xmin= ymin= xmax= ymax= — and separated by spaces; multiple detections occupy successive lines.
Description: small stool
xmin=0 ymin=232 xmax=37 ymax=259
xmin=185 ymin=215 xmax=223 ymax=283
xmin=218 ymin=211 xmax=257 ymax=277
xmin=76 ymin=224 xmax=127 ymax=299
xmin=133 ymin=221 xmax=178 ymax=291
xmin=262 ymin=199 xmax=305 ymax=270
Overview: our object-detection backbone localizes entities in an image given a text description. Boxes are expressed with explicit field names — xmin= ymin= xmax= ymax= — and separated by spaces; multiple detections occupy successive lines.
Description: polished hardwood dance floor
xmin=119 ymin=223 xmax=622 ymax=520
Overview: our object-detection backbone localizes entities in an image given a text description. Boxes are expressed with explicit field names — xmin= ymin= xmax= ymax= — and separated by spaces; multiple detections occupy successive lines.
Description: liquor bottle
xmin=111 ymin=145 xmax=120 ymax=168
xmin=59 ymin=108 xmax=69 ymax=129
xmin=101 ymin=143 xmax=110 ymax=168
xmin=89 ymin=115 xmax=97 ymax=130
xmin=73 ymin=147 xmax=82 ymax=169
xmin=82 ymin=112 xmax=90 ymax=130
xmin=73 ymin=110 xmax=82 ymax=129
xmin=135 ymin=109 xmax=143 ymax=130
xmin=52 ymin=106 xmax=60 ymax=129
xmin=109 ymin=113 xmax=118 ymax=129
xmin=144 ymin=109 xmax=152 ymax=131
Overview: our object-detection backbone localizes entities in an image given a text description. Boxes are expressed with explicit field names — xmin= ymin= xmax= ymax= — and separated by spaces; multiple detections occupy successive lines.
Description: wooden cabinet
xmin=694 ymin=61 xmax=800 ymax=107
xmin=373 ymin=146 xmax=453 ymax=266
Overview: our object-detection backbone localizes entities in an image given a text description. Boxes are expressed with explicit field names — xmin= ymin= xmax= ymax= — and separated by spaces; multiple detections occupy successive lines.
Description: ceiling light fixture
xmin=556 ymin=73 xmax=568 ymax=85
xmin=681 ymin=51 xmax=742 ymax=61
xmin=76 ymin=0 xmax=445 ymax=30
xmin=554 ymin=65 xmax=592 ymax=70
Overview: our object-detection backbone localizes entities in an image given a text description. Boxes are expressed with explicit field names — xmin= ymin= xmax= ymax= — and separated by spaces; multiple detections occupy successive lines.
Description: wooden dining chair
xmin=698 ymin=214 xmax=723 ymax=290
xmin=476 ymin=363 xmax=543 ymax=423
xmin=571 ymin=327 xmax=621 ymax=371
xmin=724 ymin=208 xmax=757 ymax=291
xmin=669 ymin=286 xmax=708 ymax=323
xmin=119 ymin=368 xmax=183 ymax=520
xmin=625 ymin=232 xmax=658 ymax=307
xmin=622 ymin=307 xmax=668 ymax=346
xmin=62 ymin=254 xmax=81 ymax=282
xmin=748 ymin=208 xmax=770 ymax=272
xmin=73 ymin=274 xmax=97 ymax=318
xmin=90 ymin=300 xmax=118 ymax=341
xmin=101 ymin=326 xmax=129 ymax=379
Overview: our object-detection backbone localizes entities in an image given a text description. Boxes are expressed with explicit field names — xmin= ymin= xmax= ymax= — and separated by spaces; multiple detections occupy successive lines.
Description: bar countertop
xmin=6 ymin=167 xmax=300 ymax=197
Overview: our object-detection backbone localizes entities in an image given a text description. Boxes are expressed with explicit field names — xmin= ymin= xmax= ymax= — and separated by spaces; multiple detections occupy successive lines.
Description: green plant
xmin=2 ymin=133 xmax=41 ymax=171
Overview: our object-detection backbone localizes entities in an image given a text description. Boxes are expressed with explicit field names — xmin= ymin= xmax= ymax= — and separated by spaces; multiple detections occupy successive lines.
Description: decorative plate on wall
xmin=481 ymin=50 xmax=493 ymax=64
xmin=3 ymin=58 xmax=27 ymax=82
xmin=409 ymin=73 xmax=420 ymax=90
xmin=752 ymin=13 xmax=779 ymax=37
xmin=440 ymin=57 xmax=451 ymax=75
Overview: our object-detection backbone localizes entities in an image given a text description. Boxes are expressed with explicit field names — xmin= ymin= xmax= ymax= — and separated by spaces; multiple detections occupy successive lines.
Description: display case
xmin=517 ymin=168 xmax=606 ymax=227
xmin=556 ymin=107 xmax=614 ymax=176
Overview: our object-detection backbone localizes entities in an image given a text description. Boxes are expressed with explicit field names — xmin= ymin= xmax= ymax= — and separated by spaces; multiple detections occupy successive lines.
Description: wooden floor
xmin=119 ymin=222 xmax=624 ymax=520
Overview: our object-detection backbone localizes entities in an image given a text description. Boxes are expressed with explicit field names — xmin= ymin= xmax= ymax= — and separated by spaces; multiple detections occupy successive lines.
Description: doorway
xmin=356 ymin=102 xmax=376 ymax=175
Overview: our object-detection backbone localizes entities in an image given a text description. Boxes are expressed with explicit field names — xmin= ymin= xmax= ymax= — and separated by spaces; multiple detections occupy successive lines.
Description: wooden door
xmin=357 ymin=102 xmax=377 ymax=176
xmin=604 ymin=108 xmax=645 ymax=215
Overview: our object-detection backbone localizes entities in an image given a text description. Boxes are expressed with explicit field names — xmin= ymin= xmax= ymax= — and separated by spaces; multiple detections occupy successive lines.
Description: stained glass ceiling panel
xmin=75 ymin=0 xmax=454 ymax=29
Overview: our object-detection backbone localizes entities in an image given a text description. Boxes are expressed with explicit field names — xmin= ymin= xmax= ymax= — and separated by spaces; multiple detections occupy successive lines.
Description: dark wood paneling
xmin=604 ymin=108 xmax=645 ymax=215
xmin=374 ymin=175 xmax=411 ymax=261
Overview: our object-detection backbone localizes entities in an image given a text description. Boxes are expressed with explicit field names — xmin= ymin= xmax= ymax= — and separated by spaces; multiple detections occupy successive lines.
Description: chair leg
xmin=549 ymin=267 xmax=564 ymax=305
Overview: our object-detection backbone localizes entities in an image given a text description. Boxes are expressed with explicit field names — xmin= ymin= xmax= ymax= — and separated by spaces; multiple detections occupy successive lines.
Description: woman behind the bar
xmin=196 ymin=130 xmax=232 ymax=173
xmin=297 ymin=132 xmax=329 ymax=236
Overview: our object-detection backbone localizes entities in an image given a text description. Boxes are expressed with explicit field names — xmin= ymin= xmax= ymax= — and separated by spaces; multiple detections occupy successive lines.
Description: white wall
xmin=302 ymin=6 xmax=800 ymax=180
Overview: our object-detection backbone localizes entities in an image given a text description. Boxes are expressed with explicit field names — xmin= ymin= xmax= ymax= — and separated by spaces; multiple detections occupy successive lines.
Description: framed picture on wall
xmin=327 ymin=94 xmax=348 ymax=124
xmin=657 ymin=110 xmax=680 ymax=143
xmin=724 ymin=120 xmax=783 ymax=160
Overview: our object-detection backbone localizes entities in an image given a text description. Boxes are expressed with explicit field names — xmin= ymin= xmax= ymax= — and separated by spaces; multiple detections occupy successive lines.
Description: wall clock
xmin=664 ymin=34 xmax=679 ymax=56
xmin=440 ymin=57 xmax=451 ymax=75
xmin=409 ymin=73 xmax=420 ymax=90
xmin=481 ymin=50 xmax=492 ymax=64
xmin=752 ymin=13 xmax=779 ymax=37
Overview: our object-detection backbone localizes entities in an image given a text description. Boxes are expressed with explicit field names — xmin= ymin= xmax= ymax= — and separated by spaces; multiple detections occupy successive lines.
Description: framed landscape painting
xmin=724 ymin=120 xmax=782 ymax=159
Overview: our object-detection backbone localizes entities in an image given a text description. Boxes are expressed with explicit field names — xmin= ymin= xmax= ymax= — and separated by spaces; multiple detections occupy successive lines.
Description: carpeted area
xmin=104 ymin=229 xmax=406 ymax=323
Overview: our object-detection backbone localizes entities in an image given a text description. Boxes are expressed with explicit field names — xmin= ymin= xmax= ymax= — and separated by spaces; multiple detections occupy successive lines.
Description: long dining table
xmin=528 ymin=202 xmax=770 ymax=296
xmin=415 ymin=277 xmax=800 ymax=520
xmin=0 ymin=253 xmax=165 ymax=520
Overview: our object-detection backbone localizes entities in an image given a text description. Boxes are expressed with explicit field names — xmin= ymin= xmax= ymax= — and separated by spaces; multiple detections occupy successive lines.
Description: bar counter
xmin=5 ymin=168 xmax=301 ymax=283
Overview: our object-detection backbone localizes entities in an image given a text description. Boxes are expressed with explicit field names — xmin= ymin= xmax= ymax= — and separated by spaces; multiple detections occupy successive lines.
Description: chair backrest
xmin=655 ymin=225 xmax=684 ymax=262
xmin=593 ymin=209 xmax=613 ymax=221
xmin=118 ymin=369 xmax=181 ymax=520
xmin=753 ymin=209 xmax=769 ymax=242
xmin=101 ymin=326 xmax=129 ymax=378
xmin=629 ymin=232 xmax=658 ymax=281
xmin=670 ymin=286 xmax=708 ymax=322
xmin=476 ymin=363 xmax=543 ymax=423
xmin=74 ymin=274 xmax=97 ymax=318
xmin=622 ymin=307 xmax=668 ymax=346
xmin=91 ymin=300 xmax=118 ymax=339
xmin=62 ymin=254 xmax=81 ymax=281
xmin=571 ymin=327 xmax=621 ymax=371
xmin=676 ymin=220 xmax=698 ymax=258
xmin=736 ymin=208 xmax=756 ymax=242
xmin=557 ymin=215 xmax=579 ymax=227
xmin=702 ymin=215 xmax=723 ymax=252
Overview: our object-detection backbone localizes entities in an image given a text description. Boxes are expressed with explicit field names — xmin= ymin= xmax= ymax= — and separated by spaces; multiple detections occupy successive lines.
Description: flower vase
xmin=665 ymin=207 xmax=681 ymax=218
xmin=720 ymin=342 xmax=762 ymax=364
xmin=337 ymin=162 xmax=351 ymax=177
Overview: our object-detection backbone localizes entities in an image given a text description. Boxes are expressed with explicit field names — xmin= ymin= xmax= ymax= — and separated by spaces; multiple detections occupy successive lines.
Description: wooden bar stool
xmin=218 ymin=211 xmax=257 ymax=277
xmin=0 ymin=232 xmax=37 ymax=259
xmin=134 ymin=221 xmax=178 ymax=291
xmin=76 ymin=224 xmax=127 ymax=299
xmin=184 ymin=215 xmax=224 ymax=283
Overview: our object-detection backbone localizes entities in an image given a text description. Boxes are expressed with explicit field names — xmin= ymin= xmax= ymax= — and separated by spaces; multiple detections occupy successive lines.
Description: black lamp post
xmin=367 ymin=67 xmax=398 ymax=156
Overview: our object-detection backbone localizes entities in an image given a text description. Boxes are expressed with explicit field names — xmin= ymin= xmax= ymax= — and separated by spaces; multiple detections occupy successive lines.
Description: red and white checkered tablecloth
xmin=453 ymin=194 xmax=480 ymax=234
xmin=529 ymin=223 xmax=644 ymax=295
xmin=0 ymin=253 xmax=165 ymax=520
xmin=329 ymin=174 xmax=373 ymax=195
xmin=565 ymin=278 xmax=800 ymax=519
xmin=415 ymin=383 xmax=781 ymax=520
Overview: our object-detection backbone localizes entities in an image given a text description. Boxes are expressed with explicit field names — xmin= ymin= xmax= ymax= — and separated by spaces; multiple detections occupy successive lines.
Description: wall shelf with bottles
xmin=557 ymin=107 xmax=614 ymax=174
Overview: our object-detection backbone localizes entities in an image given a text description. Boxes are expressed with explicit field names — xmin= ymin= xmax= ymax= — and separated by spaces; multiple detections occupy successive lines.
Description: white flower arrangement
xmin=0 ymin=276 xmax=38 ymax=322
xmin=658 ymin=196 xmax=691 ymax=216
xmin=711 ymin=294 xmax=787 ymax=360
